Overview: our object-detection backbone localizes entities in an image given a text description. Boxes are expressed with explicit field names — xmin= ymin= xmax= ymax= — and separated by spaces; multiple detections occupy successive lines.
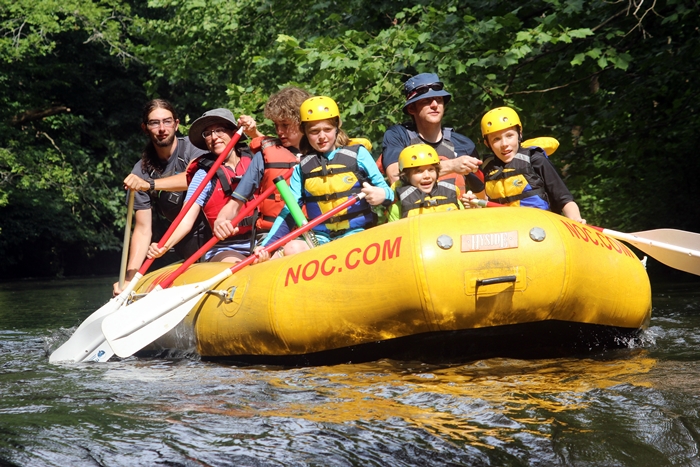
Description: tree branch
xmin=506 ymin=67 xmax=610 ymax=95
xmin=11 ymin=106 xmax=70 ymax=126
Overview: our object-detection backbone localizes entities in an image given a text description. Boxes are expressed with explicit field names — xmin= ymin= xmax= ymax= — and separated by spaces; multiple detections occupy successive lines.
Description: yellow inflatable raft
xmin=135 ymin=207 xmax=652 ymax=365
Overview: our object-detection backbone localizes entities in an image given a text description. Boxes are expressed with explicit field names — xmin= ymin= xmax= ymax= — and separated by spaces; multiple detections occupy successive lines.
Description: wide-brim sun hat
xmin=188 ymin=108 xmax=238 ymax=150
xmin=403 ymin=73 xmax=452 ymax=114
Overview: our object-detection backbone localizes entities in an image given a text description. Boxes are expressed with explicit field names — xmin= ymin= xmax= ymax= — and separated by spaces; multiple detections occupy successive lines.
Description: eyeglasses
xmin=202 ymin=127 xmax=232 ymax=139
xmin=146 ymin=118 xmax=176 ymax=129
xmin=405 ymin=82 xmax=444 ymax=101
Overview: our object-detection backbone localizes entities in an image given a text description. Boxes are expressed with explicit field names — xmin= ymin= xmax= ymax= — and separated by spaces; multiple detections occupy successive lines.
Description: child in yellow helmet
xmin=256 ymin=96 xmax=393 ymax=259
xmin=387 ymin=144 xmax=470 ymax=221
xmin=479 ymin=106 xmax=585 ymax=223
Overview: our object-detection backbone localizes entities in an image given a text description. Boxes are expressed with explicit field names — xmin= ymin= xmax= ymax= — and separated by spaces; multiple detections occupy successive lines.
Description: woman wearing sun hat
xmin=146 ymin=108 xmax=256 ymax=263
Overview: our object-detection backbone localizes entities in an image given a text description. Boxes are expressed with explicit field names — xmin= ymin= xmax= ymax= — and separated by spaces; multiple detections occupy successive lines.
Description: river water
xmin=1 ymin=276 xmax=699 ymax=466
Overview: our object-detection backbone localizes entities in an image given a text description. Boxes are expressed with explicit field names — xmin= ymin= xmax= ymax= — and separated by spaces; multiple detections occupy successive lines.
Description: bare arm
xmin=561 ymin=201 xmax=586 ymax=224
xmin=385 ymin=162 xmax=400 ymax=185
xmin=439 ymin=156 xmax=481 ymax=176
xmin=152 ymin=172 xmax=188 ymax=191
xmin=147 ymin=204 xmax=201 ymax=259
xmin=213 ymin=198 xmax=244 ymax=240
xmin=122 ymin=172 xmax=188 ymax=192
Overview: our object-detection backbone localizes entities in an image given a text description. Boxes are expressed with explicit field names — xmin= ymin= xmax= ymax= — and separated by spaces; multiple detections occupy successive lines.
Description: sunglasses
xmin=405 ymin=82 xmax=444 ymax=101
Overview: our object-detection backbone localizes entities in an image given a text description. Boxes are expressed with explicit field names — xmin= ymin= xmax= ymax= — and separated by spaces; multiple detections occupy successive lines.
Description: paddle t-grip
xmin=274 ymin=176 xmax=307 ymax=227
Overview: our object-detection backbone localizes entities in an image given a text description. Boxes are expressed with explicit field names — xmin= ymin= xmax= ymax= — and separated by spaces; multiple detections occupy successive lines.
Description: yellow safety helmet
xmin=398 ymin=144 xmax=440 ymax=171
xmin=481 ymin=106 xmax=522 ymax=137
xmin=300 ymin=96 xmax=340 ymax=122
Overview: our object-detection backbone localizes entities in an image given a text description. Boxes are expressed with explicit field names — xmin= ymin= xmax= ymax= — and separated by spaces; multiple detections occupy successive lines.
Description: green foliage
xmin=0 ymin=0 xmax=145 ymax=277
xmin=1 ymin=0 xmax=699 ymax=278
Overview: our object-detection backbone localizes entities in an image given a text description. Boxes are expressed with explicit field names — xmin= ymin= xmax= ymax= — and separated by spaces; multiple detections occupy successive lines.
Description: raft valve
xmin=437 ymin=235 xmax=453 ymax=250
xmin=529 ymin=227 xmax=546 ymax=242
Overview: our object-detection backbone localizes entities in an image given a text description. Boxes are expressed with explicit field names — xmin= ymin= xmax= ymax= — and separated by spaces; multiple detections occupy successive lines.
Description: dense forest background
xmin=1 ymin=0 xmax=698 ymax=280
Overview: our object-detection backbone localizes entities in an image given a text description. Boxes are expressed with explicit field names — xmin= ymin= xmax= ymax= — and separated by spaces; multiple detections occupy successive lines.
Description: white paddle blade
xmin=633 ymin=228 xmax=700 ymax=249
xmin=608 ymin=229 xmax=700 ymax=276
xmin=48 ymin=273 xmax=143 ymax=363
xmin=49 ymin=317 xmax=114 ymax=363
xmin=101 ymin=282 xmax=209 ymax=358
xmin=105 ymin=293 xmax=203 ymax=358
xmin=632 ymin=241 xmax=700 ymax=276
xmin=73 ymin=272 xmax=142 ymax=333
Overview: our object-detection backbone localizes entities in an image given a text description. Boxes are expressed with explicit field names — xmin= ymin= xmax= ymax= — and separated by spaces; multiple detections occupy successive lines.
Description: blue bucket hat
xmin=403 ymin=73 xmax=452 ymax=114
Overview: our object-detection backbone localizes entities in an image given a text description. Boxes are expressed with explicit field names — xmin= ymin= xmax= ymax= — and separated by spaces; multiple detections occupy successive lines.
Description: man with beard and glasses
xmin=113 ymin=99 xmax=211 ymax=295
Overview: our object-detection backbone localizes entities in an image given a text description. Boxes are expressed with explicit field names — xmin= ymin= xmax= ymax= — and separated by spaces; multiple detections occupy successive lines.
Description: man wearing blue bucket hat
xmin=380 ymin=73 xmax=483 ymax=193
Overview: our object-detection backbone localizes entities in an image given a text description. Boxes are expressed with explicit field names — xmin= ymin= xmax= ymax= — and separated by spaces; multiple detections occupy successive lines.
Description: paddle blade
xmin=105 ymin=293 xmax=203 ymax=359
xmin=49 ymin=317 xmax=114 ymax=363
xmin=625 ymin=238 xmax=700 ymax=276
xmin=48 ymin=282 xmax=141 ymax=363
xmin=598 ymin=227 xmax=700 ymax=276
xmin=633 ymin=228 xmax=700 ymax=249
xmin=102 ymin=282 xmax=210 ymax=358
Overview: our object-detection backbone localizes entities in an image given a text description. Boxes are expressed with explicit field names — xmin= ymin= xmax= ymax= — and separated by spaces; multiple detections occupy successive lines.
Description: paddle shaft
xmin=469 ymin=199 xmax=506 ymax=208
xmin=137 ymin=127 xmax=244 ymax=276
xmin=119 ymin=190 xmax=136 ymax=289
xmin=156 ymin=166 xmax=295 ymax=289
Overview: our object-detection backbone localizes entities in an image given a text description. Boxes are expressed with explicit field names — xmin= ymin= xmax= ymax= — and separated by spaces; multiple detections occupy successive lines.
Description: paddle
xmin=118 ymin=190 xmax=136 ymax=289
xmin=468 ymin=199 xmax=504 ymax=208
xmin=49 ymin=127 xmax=244 ymax=364
xmin=274 ymin=175 xmax=319 ymax=248
xmin=588 ymin=226 xmax=700 ymax=276
xmin=152 ymin=166 xmax=296 ymax=291
xmin=102 ymin=192 xmax=368 ymax=359
xmin=468 ymin=199 xmax=700 ymax=276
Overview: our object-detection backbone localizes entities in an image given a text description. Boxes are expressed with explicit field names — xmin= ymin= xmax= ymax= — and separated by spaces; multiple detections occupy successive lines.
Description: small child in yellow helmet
xmin=387 ymin=144 xmax=470 ymax=221
xmin=479 ymin=106 xmax=585 ymax=223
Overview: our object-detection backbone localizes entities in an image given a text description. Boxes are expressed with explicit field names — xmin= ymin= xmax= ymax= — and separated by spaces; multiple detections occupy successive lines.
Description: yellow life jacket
xmin=396 ymin=180 xmax=460 ymax=218
xmin=300 ymin=146 xmax=374 ymax=235
xmin=482 ymin=147 xmax=549 ymax=209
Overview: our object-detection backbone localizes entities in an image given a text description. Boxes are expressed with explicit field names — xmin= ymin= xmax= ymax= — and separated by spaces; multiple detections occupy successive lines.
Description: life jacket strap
xmin=264 ymin=161 xmax=297 ymax=169
xmin=305 ymin=187 xmax=361 ymax=203
xmin=492 ymin=187 xmax=546 ymax=205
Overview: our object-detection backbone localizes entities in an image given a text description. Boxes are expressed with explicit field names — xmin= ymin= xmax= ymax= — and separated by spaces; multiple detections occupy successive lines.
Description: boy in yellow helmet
xmin=387 ymin=144 xmax=469 ymax=221
xmin=479 ymin=106 xmax=585 ymax=223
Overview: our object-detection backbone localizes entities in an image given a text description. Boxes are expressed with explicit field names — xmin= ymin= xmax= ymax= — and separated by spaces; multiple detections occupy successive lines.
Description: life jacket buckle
xmin=320 ymin=193 xmax=339 ymax=201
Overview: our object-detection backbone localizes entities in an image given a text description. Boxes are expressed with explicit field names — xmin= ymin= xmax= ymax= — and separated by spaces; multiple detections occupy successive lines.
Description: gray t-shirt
xmin=128 ymin=136 xmax=210 ymax=259
xmin=130 ymin=136 xmax=207 ymax=215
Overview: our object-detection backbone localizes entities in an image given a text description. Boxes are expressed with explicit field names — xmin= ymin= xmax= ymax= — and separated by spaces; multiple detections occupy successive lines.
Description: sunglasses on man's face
xmin=406 ymin=82 xmax=444 ymax=101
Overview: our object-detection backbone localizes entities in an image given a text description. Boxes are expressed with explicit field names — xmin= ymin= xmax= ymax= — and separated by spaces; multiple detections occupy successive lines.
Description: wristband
xmin=148 ymin=179 xmax=155 ymax=191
